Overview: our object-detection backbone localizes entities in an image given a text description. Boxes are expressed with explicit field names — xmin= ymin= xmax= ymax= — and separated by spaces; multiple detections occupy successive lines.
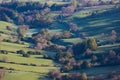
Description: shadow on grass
xmin=72 ymin=9 xmax=120 ymax=36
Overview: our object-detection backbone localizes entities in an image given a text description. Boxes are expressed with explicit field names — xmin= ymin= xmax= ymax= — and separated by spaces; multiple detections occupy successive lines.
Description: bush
xmin=81 ymin=61 xmax=91 ymax=69
xmin=27 ymin=51 xmax=41 ymax=55
xmin=6 ymin=26 xmax=12 ymax=31
xmin=8 ymin=68 xmax=15 ymax=70
xmin=16 ymin=50 xmax=25 ymax=54
xmin=22 ymin=53 xmax=30 ymax=57
xmin=20 ymin=63 xmax=29 ymax=66
xmin=60 ymin=65 xmax=73 ymax=72
xmin=30 ymin=63 xmax=37 ymax=66
xmin=0 ymin=50 xmax=8 ymax=54
xmin=3 ymin=39 xmax=11 ymax=42
xmin=43 ymin=54 xmax=49 ymax=59
xmin=27 ymin=51 xmax=35 ymax=55
xmin=9 ymin=62 xmax=16 ymax=64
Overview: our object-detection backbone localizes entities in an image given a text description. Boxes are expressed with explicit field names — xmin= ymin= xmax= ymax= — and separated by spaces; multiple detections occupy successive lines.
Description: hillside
xmin=0 ymin=21 xmax=57 ymax=80
xmin=50 ymin=6 xmax=120 ymax=45
xmin=0 ymin=21 xmax=17 ymax=40
xmin=0 ymin=1 xmax=120 ymax=80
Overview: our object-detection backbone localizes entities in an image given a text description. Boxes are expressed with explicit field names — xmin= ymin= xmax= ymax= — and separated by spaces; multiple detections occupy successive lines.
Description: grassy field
xmin=0 ymin=4 xmax=120 ymax=80
xmin=51 ymin=6 xmax=120 ymax=45
xmin=71 ymin=10 xmax=120 ymax=37
xmin=61 ymin=38 xmax=83 ymax=45
xmin=0 ymin=42 xmax=33 ymax=52
xmin=0 ymin=0 xmax=70 ymax=6
xmin=0 ymin=53 xmax=56 ymax=80
xmin=0 ymin=62 xmax=55 ymax=73
xmin=0 ymin=53 xmax=54 ymax=66
xmin=3 ymin=71 xmax=41 ymax=80
xmin=0 ymin=21 xmax=17 ymax=41
xmin=0 ymin=21 xmax=56 ymax=80
xmin=0 ymin=21 xmax=17 ymax=33
xmin=71 ymin=65 xmax=120 ymax=76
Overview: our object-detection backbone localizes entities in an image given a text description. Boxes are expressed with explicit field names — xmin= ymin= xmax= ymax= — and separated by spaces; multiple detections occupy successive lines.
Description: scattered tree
xmin=2 ymin=56 xmax=8 ymax=62
xmin=0 ymin=68 xmax=6 ymax=80
xmin=81 ymin=73 xmax=87 ymax=80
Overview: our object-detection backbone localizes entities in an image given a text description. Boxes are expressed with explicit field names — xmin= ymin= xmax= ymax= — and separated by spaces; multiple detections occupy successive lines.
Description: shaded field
xmin=0 ymin=53 xmax=56 ymax=80
xmin=3 ymin=71 xmax=41 ymax=80
xmin=72 ymin=10 xmax=120 ymax=37
xmin=71 ymin=65 xmax=120 ymax=76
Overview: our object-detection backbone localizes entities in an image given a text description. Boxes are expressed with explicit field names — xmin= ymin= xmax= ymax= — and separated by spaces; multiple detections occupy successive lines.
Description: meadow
xmin=0 ymin=1 xmax=120 ymax=80
xmin=0 ymin=21 xmax=56 ymax=80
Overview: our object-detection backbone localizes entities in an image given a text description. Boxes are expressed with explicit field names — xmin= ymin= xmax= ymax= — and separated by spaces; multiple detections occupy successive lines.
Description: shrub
xmin=30 ymin=63 xmax=37 ymax=66
xmin=43 ymin=54 xmax=49 ymax=59
xmin=9 ymin=62 xmax=16 ymax=64
xmin=0 ymin=50 xmax=8 ymax=54
xmin=81 ymin=61 xmax=91 ymax=69
xmin=27 ymin=51 xmax=41 ymax=55
xmin=6 ymin=26 xmax=12 ymax=31
xmin=48 ymin=69 xmax=62 ymax=80
xmin=27 ymin=51 xmax=35 ymax=55
xmin=20 ymin=63 xmax=29 ymax=66
xmin=22 ymin=53 xmax=30 ymax=57
xmin=8 ymin=68 xmax=15 ymax=70
xmin=60 ymin=65 xmax=73 ymax=72
xmin=16 ymin=50 xmax=25 ymax=54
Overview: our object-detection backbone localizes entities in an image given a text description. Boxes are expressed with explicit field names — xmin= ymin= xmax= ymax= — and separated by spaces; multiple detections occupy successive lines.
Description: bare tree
xmin=2 ymin=56 xmax=8 ymax=62
xmin=81 ymin=73 xmax=87 ymax=80
xmin=0 ymin=68 xmax=6 ymax=80
xmin=85 ymin=48 xmax=92 ymax=55
xmin=110 ymin=34 xmax=117 ymax=44
xmin=110 ymin=30 xmax=117 ymax=44
xmin=111 ymin=30 xmax=117 ymax=35
xmin=49 ymin=69 xmax=62 ymax=80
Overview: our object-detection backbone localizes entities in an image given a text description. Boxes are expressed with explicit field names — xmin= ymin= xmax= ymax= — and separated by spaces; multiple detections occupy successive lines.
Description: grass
xmin=0 ymin=53 xmax=56 ymax=80
xmin=4 ymin=0 xmax=70 ymax=6
xmin=0 ymin=42 xmax=27 ymax=51
xmin=3 ymin=71 xmax=41 ymax=80
xmin=0 ymin=52 xmax=56 ymax=80
xmin=48 ymin=5 xmax=120 ymax=46
xmin=0 ymin=21 xmax=16 ymax=28
xmin=0 ymin=4 xmax=120 ymax=80
xmin=72 ymin=10 xmax=120 ymax=37
xmin=0 ymin=62 xmax=55 ymax=73
xmin=64 ymin=5 xmax=120 ymax=38
xmin=0 ymin=20 xmax=56 ymax=80
xmin=91 ymin=43 xmax=120 ymax=54
xmin=0 ymin=33 xmax=9 ymax=39
xmin=70 ymin=5 xmax=114 ymax=18
xmin=0 ymin=42 xmax=35 ymax=52
xmin=0 ymin=53 xmax=54 ymax=66
xmin=0 ymin=21 xmax=17 ymax=33
xmin=71 ymin=65 xmax=120 ymax=76
xmin=46 ymin=1 xmax=70 ymax=6
xmin=0 ymin=21 xmax=17 ymax=40
xmin=48 ymin=13 xmax=59 ymax=19
xmin=61 ymin=38 xmax=83 ymax=44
